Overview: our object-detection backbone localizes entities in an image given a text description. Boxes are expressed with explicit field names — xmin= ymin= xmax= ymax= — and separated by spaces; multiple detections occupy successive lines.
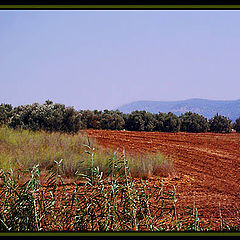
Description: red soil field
xmin=85 ymin=129 xmax=240 ymax=229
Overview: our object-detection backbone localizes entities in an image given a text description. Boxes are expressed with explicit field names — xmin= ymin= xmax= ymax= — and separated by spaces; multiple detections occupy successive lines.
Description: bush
xmin=180 ymin=111 xmax=209 ymax=133
xmin=0 ymin=103 xmax=13 ymax=126
xmin=233 ymin=117 xmax=240 ymax=133
xmin=153 ymin=112 xmax=165 ymax=132
xmin=142 ymin=111 xmax=156 ymax=132
xmin=80 ymin=110 xmax=101 ymax=129
xmin=61 ymin=106 xmax=82 ymax=133
xmin=100 ymin=111 xmax=125 ymax=130
xmin=162 ymin=112 xmax=181 ymax=133
xmin=125 ymin=111 xmax=145 ymax=131
xmin=208 ymin=114 xmax=232 ymax=133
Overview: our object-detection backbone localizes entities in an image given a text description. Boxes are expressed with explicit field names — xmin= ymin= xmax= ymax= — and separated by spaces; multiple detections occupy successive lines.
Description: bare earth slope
xmin=86 ymin=130 xmax=240 ymax=227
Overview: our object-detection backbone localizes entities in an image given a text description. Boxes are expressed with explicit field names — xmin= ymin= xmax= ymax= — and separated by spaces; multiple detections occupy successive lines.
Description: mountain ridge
xmin=116 ymin=98 xmax=240 ymax=121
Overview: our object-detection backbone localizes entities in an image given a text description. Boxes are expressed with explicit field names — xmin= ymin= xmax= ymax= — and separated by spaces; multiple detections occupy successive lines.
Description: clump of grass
xmin=0 ymin=126 xmax=174 ymax=179
xmin=0 ymin=166 xmax=42 ymax=231
xmin=0 ymin=126 xmax=97 ymax=174
xmin=126 ymin=152 xmax=174 ymax=179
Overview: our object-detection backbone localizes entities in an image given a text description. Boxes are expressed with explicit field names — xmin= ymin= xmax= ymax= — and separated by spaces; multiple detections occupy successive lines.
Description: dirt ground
xmin=85 ymin=129 xmax=240 ymax=229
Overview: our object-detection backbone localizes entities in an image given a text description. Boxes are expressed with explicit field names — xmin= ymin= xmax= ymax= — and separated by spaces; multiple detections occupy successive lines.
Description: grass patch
xmin=0 ymin=126 xmax=174 ymax=179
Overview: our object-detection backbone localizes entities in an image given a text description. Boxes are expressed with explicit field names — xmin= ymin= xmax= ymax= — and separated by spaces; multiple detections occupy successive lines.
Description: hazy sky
xmin=1 ymin=10 xmax=240 ymax=110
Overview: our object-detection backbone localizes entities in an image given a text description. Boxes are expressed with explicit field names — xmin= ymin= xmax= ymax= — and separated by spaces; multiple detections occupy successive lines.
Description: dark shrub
xmin=180 ymin=111 xmax=209 ymax=133
xmin=80 ymin=110 xmax=101 ymax=129
xmin=208 ymin=114 xmax=232 ymax=133
xmin=0 ymin=103 xmax=13 ymax=126
xmin=163 ymin=112 xmax=181 ymax=132
xmin=125 ymin=111 xmax=145 ymax=131
xmin=233 ymin=117 xmax=240 ymax=132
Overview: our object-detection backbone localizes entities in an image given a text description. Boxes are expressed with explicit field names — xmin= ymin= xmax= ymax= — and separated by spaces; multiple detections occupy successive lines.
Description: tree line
xmin=0 ymin=100 xmax=240 ymax=134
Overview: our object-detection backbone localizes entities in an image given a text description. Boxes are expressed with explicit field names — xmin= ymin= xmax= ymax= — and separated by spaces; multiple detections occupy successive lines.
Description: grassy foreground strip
xmin=0 ymin=126 xmax=173 ymax=178
xmin=0 ymin=148 xmax=206 ymax=231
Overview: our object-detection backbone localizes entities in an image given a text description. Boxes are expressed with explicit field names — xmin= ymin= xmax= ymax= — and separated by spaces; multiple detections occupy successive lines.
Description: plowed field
xmin=86 ymin=130 xmax=240 ymax=229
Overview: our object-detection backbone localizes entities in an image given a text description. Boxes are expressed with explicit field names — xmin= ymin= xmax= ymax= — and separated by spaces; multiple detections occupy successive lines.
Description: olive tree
xmin=233 ymin=117 xmax=240 ymax=132
xmin=180 ymin=111 xmax=209 ymax=133
xmin=208 ymin=114 xmax=232 ymax=133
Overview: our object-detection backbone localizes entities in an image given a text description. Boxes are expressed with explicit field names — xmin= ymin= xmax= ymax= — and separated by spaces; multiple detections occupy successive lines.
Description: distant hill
xmin=116 ymin=98 xmax=240 ymax=121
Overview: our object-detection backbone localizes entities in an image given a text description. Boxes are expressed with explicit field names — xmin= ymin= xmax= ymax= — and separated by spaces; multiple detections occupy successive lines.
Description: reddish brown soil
xmin=85 ymin=129 xmax=240 ymax=229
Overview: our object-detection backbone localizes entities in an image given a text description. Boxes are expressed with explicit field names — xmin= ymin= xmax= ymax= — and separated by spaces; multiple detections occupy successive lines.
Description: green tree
xmin=80 ymin=110 xmax=101 ymax=129
xmin=0 ymin=103 xmax=13 ymax=126
xmin=233 ymin=117 xmax=240 ymax=132
xmin=208 ymin=114 xmax=232 ymax=133
xmin=8 ymin=101 xmax=82 ymax=133
xmin=125 ymin=111 xmax=145 ymax=131
xmin=61 ymin=107 xmax=82 ymax=133
xmin=141 ymin=111 xmax=156 ymax=132
xmin=100 ymin=113 xmax=113 ymax=130
xmin=162 ymin=112 xmax=181 ymax=132
xmin=100 ymin=112 xmax=125 ymax=130
xmin=153 ymin=112 xmax=166 ymax=132
xmin=180 ymin=111 xmax=209 ymax=133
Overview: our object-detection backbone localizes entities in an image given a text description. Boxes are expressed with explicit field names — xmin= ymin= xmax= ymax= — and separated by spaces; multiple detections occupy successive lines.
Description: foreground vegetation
xmin=0 ymin=147 xmax=238 ymax=231
xmin=0 ymin=127 xmax=239 ymax=231
xmin=0 ymin=127 xmax=189 ymax=232
xmin=0 ymin=126 xmax=173 ymax=178
xmin=0 ymin=158 xmax=205 ymax=232
xmin=1 ymin=100 xmax=240 ymax=134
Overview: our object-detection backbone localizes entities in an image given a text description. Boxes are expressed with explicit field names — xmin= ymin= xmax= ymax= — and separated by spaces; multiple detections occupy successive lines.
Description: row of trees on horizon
xmin=0 ymin=100 xmax=240 ymax=134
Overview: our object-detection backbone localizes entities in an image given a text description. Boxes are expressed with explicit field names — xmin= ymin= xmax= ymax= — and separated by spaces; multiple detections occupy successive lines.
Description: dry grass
xmin=0 ymin=126 xmax=174 ymax=178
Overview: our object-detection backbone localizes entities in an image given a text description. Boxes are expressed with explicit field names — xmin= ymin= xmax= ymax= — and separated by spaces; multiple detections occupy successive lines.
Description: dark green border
xmin=0 ymin=3 xmax=240 ymax=236
xmin=0 ymin=5 xmax=240 ymax=9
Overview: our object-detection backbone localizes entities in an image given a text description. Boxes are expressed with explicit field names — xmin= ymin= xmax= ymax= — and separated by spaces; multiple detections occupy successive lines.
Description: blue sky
xmin=1 ymin=10 xmax=240 ymax=110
